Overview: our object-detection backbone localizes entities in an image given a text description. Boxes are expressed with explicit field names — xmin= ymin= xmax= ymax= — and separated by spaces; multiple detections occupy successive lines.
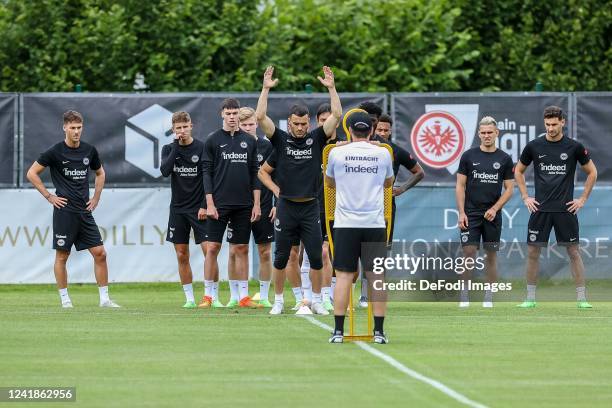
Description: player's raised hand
xmin=48 ymin=194 xmax=68 ymax=209
xmin=523 ymin=197 xmax=540 ymax=213
xmin=262 ymin=66 xmax=279 ymax=89
xmin=317 ymin=66 xmax=335 ymax=89
xmin=566 ymin=197 xmax=586 ymax=214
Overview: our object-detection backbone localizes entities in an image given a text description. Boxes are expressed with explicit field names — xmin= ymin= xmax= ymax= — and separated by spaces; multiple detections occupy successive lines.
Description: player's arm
xmin=250 ymin=143 xmax=261 ymax=222
xmin=567 ymin=160 xmax=597 ymax=214
xmin=160 ymin=142 xmax=178 ymax=177
xmin=258 ymin=161 xmax=280 ymax=198
xmin=87 ymin=165 xmax=105 ymax=212
xmin=455 ymin=173 xmax=468 ymax=229
xmin=485 ymin=179 xmax=514 ymax=221
xmin=202 ymin=137 xmax=218 ymax=219
xmin=255 ymin=66 xmax=278 ymax=138
xmin=324 ymin=174 xmax=335 ymax=189
xmin=318 ymin=66 xmax=342 ymax=138
xmin=514 ymin=161 xmax=538 ymax=213
xmin=26 ymin=161 xmax=67 ymax=209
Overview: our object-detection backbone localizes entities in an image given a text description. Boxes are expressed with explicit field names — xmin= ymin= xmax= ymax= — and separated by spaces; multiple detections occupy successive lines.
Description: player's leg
xmin=459 ymin=214 xmax=482 ymax=307
xmin=300 ymin=244 xmax=312 ymax=305
xmin=554 ymin=212 xmax=591 ymax=307
xmin=227 ymin=207 xmax=260 ymax=308
xmin=321 ymin=214 xmax=334 ymax=311
xmin=301 ymin=201 xmax=326 ymax=315
xmin=52 ymin=208 xmax=78 ymax=307
xmin=482 ymin=214 xmax=502 ymax=307
xmin=251 ymin=205 xmax=274 ymax=307
xmin=270 ymin=200 xmax=300 ymax=315
xmin=363 ymin=228 xmax=391 ymax=344
xmin=168 ymin=212 xmax=196 ymax=308
xmin=518 ymin=212 xmax=551 ymax=307
xmin=201 ymin=209 xmax=229 ymax=307
xmin=227 ymin=242 xmax=240 ymax=307
xmin=287 ymin=244 xmax=303 ymax=309
xmin=54 ymin=250 xmax=72 ymax=307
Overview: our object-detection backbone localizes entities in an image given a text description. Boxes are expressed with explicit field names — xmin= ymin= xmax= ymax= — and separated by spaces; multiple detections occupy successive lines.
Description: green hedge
xmin=0 ymin=0 xmax=610 ymax=92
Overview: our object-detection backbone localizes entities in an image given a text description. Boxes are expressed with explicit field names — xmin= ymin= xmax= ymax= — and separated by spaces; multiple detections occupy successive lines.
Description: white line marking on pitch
xmin=302 ymin=316 xmax=489 ymax=408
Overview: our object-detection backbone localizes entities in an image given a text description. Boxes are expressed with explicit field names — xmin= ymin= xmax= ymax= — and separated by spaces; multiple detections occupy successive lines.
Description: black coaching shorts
xmin=53 ymin=209 xmax=103 ymax=251
xmin=251 ymin=203 xmax=275 ymax=244
xmin=527 ymin=211 xmax=579 ymax=246
xmin=460 ymin=212 xmax=502 ymax=251
xmin=333 ymin=227 xmax=387 ymax=273
xmin=166 ymin=210 xmax=207 ymax=244
xmin=206 ymin=206 xmax=252 ymax=244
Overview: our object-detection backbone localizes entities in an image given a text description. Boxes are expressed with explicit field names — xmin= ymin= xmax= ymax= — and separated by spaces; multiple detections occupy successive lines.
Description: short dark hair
xmin=378 ymin=113 xmax=393 ymax=126
xmin=316 ymin=103 xmax=331 ymax=120
xmin=289 ymin=104 xmax=309 ymax=117
xmin=172 ymin=111 xmax=191 ymax=124
xmin=543 ymin=106 xmax=564 ymax=120
xmin=358 ymin=101 xmax=383 ymax=118
xmin=221 ymin=98 xmax=240 ymax=111
xmin=63 ymin=110 xmax=83 ymax=124
xmin=352 ymin=128 xmax=371 ymax=138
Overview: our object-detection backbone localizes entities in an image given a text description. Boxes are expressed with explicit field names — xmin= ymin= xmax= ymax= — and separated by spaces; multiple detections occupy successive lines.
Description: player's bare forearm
xmin=455 ymin=175 xmax=467 ymax=215
xmin=253 ymin=189 xmax=261 ymax=207
xmin=92 ymin=167 xmax=105 ymax=200
xmin=256 ymin=67 xmax=277 ymax=137
xmin=325 ymin=175 xmax=336 ymax=189
xmin=26 ymin=163 xmax=51 ymax=199
xmin=492 ymin=180 xmax=514 ymax=212
xmin=399 ymin=167 xmax=425 ymax=192
xmin=205 ymin=194 xmax=215 ymax=209
xmin=514 ymin=162 xmax=529 ymax=199
xmin=580 ymin=161 xmax=597 ymax=201
xmin=323 ymin=88 xmax=342 ymax=138
xmin=258 ymin=166 xmax=279 ymax=197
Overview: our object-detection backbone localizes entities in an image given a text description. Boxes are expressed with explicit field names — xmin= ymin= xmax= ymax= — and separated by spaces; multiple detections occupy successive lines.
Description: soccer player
xmin=202 ymin=98 xmax=261 ymax=308
xmin=515 ymin=106 xmax=597 ymax=308
xmin=455 ymin=116 xmax=514 ymax=308
xmin=26 ymin=110 xmax=119 ymax=308
xmin=225 ymin=107 xmax=275 ymax=307
xmin=256 ymin=65 xmax=342 ymax=315
xmin=160 ymin=111 xmax=208 ymax=309
xmin=300 ymin=103 xmax=337 ymax=312
xmin=325 ymin=111 xmax=394 ymax=344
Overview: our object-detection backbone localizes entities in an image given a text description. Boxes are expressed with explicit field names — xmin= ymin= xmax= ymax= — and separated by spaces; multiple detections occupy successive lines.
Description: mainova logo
xmin=125 ymin=104 xmax=174 ymax=177
xmin=410 ymin=105 xmax=479 ymax=173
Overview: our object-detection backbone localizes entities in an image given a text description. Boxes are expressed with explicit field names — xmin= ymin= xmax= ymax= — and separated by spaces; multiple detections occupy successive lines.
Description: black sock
xmin=334 ymin=315 xmax=345 ymax=334
xmin=374 ymin=316 xmax=385 ymax=333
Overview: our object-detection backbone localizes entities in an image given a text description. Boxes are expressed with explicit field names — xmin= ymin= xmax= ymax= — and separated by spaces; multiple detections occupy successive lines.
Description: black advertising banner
xmin=23 ymin=93 xmax=384 ymax=186
xmin=391 ymin=93 xmax=570 ymax=184
xmin=575 ymin=93 xmax=612 ymax=183
xmin=0 ymin=94 xmax=17 ymax=186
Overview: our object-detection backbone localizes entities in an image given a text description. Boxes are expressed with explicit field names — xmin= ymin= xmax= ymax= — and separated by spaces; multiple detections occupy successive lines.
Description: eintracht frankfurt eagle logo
xmin=411 ymin=111 xmax=465 ymax=169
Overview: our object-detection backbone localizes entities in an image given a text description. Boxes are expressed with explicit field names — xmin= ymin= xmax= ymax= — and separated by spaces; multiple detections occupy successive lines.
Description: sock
xmin=59 ymin=288 xmax=71 ymax=304
xmin=292 ymin=286 xmax=303 ymax=303
xmin=301 ymin=271 xmax=312 ymax=302
xmin=374 ymin=316 xmax=385 ymax=333
xmin=239 ymin=280 xmax=249 ymax=300
xmin=204 ymin=280 xmax=213 ymax=298
xmin=212 ymin=281 xmax=219 ymax=301
xmin=301 ymin=250 xmax=310 ymax=273
xmin=322 ymin=287 xmax=331 ymax=303
xmin=576 ymin=286 xmax=586 ymax=301
xmin=98 ymin=286 xmax=110 ymax=303
xmin=360 ymin=278 xmax=368 ymax=299
xmin=274 ymin=293 xmax=284 ymax=304
xmin=312 ymin=292 xmax=322 ymax=304
xmin=484 ymin=289 xmax=493 ymax=303
xmin=460 ymin=287 xmax=469 ymax=302
xmin=331 ymin=277 xmax=336 ymax=301
xmin=183 ymin=283 xmax=195 ymax=302
xmin=527 ymin=284 xmax=537 ymax=301
xmin=334 ymin=315 xmax=345 ymax=334
xmin=260 ymin=280 xmax=270 ymax=301
xmin=229 ymin=280 xmax=239 ymax=301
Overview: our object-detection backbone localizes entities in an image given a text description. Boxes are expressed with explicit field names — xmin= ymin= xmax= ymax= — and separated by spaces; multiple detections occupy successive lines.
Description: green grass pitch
xmin=1 ymin=283 xmax=611 ymax=407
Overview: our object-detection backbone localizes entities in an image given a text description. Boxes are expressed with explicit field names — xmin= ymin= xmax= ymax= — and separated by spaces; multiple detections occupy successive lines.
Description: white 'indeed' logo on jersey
xmin=410 ymin=105 xmax=479 ymax=173
xmin=125 ymin=104 xmax=174 ymax=177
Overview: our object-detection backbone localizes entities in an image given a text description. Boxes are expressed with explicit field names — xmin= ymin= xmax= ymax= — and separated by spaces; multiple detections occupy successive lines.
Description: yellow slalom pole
xmin=341 ymin=108 xmax=367 ymax=142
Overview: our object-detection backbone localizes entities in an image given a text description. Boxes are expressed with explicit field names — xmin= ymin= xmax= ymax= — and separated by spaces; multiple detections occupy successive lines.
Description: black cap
xmin=348 ymin=111 xmax=372 ymax=132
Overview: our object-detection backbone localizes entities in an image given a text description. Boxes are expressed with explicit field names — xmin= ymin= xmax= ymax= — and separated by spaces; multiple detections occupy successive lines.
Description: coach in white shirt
xmin=325 ymin=111 xmax=394 ymax=344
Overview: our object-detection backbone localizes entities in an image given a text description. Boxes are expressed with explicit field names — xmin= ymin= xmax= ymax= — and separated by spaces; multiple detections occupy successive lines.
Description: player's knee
xmin=527 ymin=246 xmax=541 ymax=261
xmin=176 ymin=248 xmax=189 ymax=264
xmin=232 ymin=244 xmax=248 ymax=257
xmin=207 ymin=242 xmax=222 ymax=256
xmin=92 ymin=248 xmax=107 ymax=263
xmin=55 ymin=250 xmax=70 ymax=263
xmin=258 ymin=244 xmax=271 ymax=262
xmin=274 ymin=248 xmax=290 ymax=270
xmin=566 ymin=245 xmax=581 ymax=261
xmin=308 ymin=253 xmax=323 ymax=270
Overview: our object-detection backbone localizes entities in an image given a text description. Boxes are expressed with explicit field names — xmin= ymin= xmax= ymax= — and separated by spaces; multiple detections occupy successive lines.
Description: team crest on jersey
xmin=83 ymin=157 xmax=90 ymax=165
xmin=306 ymin=138 xmax=313 ymax=146
xmin=493 ymin=162 xmax=501 ymax=170
xmin=410 ymin=111 xmax=465 ymax=169
xmin=560 ymin=153 xmax=568 ymax=160
xmin=257 ymin=154 xmax=263 ymax=162
xmin=240 ymin=141 xmax=247 ymax=149
xmin=191 ymin=155 xmax=199 ymax=163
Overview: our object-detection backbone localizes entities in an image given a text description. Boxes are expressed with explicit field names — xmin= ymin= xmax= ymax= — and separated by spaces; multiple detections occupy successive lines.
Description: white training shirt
xmin=326 ymin=141 xmax=394 ymax=228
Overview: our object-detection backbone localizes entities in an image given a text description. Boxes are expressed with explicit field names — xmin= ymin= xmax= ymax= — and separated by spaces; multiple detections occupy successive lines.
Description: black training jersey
xmin=37 ymin=141 xmax=102 ymax=213
xmin=458 ymin=147 xmax=514 ymax=214
xmin=203 ymin=129 xmax=259 ymax=209
xmin=270 ymin=126 xmax=327 ymax=199
xmin=160 ymin=139 xmax=206 ymax=213
xmin=257 ymin=135 xmax=274 ymax=208
xmin=519 ymin=136 xmax=590 ymax=212
xmin=372 ymin=135 xmax=418 ymax=177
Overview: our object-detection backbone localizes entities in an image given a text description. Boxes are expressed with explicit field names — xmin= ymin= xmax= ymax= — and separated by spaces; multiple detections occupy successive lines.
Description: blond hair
xmin=239 ymin=107 xmax=256 ymax=122
xmin=479 ymin=116 xmax=497 ymax=127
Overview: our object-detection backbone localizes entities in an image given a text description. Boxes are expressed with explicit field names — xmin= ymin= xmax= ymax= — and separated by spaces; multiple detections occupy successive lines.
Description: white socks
xmin=204 ymin=280 xmax=213 ymax=298
xmin=291 ymin=287 xmax=303 ymax=303
xmin=229 ymin=280 xmax=240 ymax=301
xmin=212 ymin=281 xmax=219 ymax=301
xmin=260 ymin=280 xmax=271 ymax=301
xmin=576 ymin=286 xmax=586 ymax=301
xmin=183 ymin=283 xmax=195 ymax=302
xmin=239 ymin=280 xmax=249 ymax=300
xmin=322 ymin=287 xmax=331 ymax=303
xmin=301 ymin=271 xmax=312 ymax=302
xmin=527 ymin=285 xmax=537 ymax=301
xmin=59 ymin=288 xmax=71 ymax=305
xmin=275 ymin=293 xmax=284 ymax=304
xmin=98 ymin=286 xmax=110 ymax=303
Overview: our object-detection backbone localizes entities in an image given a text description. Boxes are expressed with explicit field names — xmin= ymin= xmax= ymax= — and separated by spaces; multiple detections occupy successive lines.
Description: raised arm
xmin=318 ymin=66 xmax=342 ymax=138
xmin=256 ymin=66 xmax=278 ymax=138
